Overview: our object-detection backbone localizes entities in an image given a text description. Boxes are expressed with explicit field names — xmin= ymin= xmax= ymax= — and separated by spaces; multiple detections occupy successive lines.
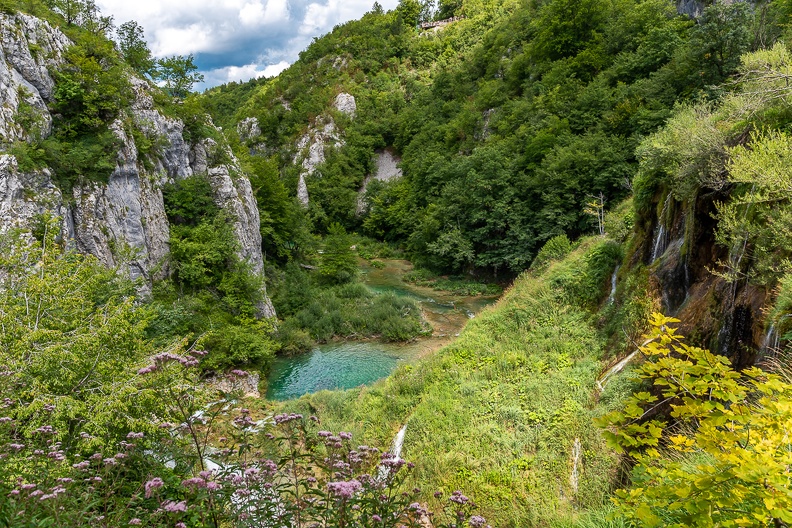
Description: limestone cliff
xmin=0 ymin=13 xmax=275 ymax=317
xmin=290 ymin=92 xmax=356 ymax=207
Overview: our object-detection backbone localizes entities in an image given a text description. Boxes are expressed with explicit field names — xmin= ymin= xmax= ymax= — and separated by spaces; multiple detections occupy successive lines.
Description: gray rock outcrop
xmin=291 ymin=116 xmax=345 ymax=207
xmin=356 ymin=149 xmax=403 ymax=214
xmin=334 ymin=93 xmax=356 ymax=117
xmin=0 ymin=12 xmax=275 ymax=317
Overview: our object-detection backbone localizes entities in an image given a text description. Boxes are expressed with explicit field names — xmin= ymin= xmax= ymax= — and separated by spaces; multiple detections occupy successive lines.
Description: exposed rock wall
xmin=357 ymin=148 xmax=403 ymax=214
xmin=632 ymin=188 xmax=770 ymax=367
xmin=0 ymin=13 xmax=275 ymax=317
xmin=291 ymin=93 xmax=356 ymax=206
xmin=0 ymin=13 xmax=69 ymax=142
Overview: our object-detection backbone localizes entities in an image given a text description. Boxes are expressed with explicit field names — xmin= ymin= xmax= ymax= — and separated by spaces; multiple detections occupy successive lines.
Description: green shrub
xmin=199 ymin=321 xmax=278 ymax=372
xmin=531 ymin=234 xmax=574 ymax=271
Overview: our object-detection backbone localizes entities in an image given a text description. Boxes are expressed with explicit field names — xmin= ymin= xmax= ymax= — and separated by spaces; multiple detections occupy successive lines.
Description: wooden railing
xmin=419 ymin=16 xmax=465 ymax=30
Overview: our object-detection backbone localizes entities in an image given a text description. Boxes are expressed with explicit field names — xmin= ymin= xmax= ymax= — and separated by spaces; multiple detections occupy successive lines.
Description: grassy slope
xmin=278 ymin=237 xmax=643 ymax=527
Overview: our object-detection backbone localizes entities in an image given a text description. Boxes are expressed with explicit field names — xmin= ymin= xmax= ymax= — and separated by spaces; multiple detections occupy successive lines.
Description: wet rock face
xmin=641 ymin=189 xmax=768 ymax=367
xmin=0 ymin=14 xmax=275 ymax=316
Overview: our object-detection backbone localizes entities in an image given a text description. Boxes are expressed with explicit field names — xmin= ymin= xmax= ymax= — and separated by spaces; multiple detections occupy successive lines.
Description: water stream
xmin=266 ymin=260 xmax=498 ymax=400
xmin=608 ymin=266 xmax=620 ymax=305
xmin=651 ymin=195 xmax=672 ymax=263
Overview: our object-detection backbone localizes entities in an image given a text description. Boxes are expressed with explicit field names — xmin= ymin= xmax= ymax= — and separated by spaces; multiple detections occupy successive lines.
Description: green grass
xmin=402 ymin=268 xmax=504 ymax=296
xmin=276 ymin=237 xmax=646 ymax=527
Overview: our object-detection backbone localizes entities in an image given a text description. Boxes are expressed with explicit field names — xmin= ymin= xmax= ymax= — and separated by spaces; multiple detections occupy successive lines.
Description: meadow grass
xmin=277 ymin=237 xmax=646 ymax=527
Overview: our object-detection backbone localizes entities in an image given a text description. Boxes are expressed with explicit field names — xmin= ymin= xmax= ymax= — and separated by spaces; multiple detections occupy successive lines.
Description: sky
xmin=95 ymin=0 xmax=400 ymax=89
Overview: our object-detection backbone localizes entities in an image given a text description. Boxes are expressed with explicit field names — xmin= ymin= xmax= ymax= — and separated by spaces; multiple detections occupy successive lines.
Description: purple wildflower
xmin=449 ymin=490 xmax=469 ymax=504
xmin=372 ymin=514 xmax=382 ymax=522
xmin=469 ymin=515 xmax=487 ymax=528
xmin=327 ymin=480 xmax=361 ymax=499
xmin=161 ymin=500 xmax=187 ymax=512
xmin=129 ymin=519 xmax=142 ymax=526
xmin=144 ymin=477 xmax=164 ymax=498
xmin=181 ymin=477 xmax=206 ymax=489
xmin=126 ymin=432 xmax=144 ymax=439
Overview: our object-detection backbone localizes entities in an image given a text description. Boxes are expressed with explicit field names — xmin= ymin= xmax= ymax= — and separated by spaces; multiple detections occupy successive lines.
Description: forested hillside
xmin=1 ymin=0 xmax=792 ymax=526
xmin=208 ymin=0 xmax=780 ymax=275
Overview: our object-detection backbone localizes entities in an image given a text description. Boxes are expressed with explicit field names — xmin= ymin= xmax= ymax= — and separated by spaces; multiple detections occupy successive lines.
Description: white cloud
xmin=239 ymin=2 xmax=266 ymax=26
xmin=154 ymin=24 xmax=215 ymax=57
xmin=95 ymin=0 xmax=400 ymax=87
xmin=264 ymin=0 xmax=290 ymax=23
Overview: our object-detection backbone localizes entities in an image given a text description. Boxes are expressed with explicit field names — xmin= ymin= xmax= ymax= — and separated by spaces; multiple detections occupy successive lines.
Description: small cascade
xmin=569 ymin=438 xmax=581 ymax=496
xmin=391 ymin=424 xmax=408 ymax=461
xmin=596 ymin=337 xmax=653 ymax=393
xmin=651 ymin=224 xmax=666 ymax=262
xmin=651 ymin=195 xmax=672 ymax=262
xmin=378 ymin=424 xmax=408 ymax=481
xmin=608 ymin=266 xmax=620 ymax=305
xmin=761 ymin=324 xmax=780 ymax=358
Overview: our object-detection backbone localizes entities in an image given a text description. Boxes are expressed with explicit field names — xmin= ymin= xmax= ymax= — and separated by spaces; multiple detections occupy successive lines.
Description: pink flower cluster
xmin=138 ymin=351 xmax=201 ymax=375
xmin=327 ymin=479 xmax=362 ymax=499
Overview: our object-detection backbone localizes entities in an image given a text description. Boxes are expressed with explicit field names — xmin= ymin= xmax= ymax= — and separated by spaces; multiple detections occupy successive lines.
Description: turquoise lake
xmin=266 ymin=260 xmax=498 ymax=400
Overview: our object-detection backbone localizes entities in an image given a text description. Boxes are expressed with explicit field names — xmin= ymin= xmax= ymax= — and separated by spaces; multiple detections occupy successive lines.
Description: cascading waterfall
xmin=651 ymin=194 xmax=672 ymax=262
xmin=757 ymin=321 xmax=787 ymax=364
xmin=378 ymin=424 xmax=408 ymax=481
xmin=608 ymin=266 xmax=620 ymax=305
xmin=391 ymin=424 xmax=408 ymax=461
xmin=651 ymin=225 xmax=666 ymax=262
xmin=569 ymin=438 xmax=582 ymax=496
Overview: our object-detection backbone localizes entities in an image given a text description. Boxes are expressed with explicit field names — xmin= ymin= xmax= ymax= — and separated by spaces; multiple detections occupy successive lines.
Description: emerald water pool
xmin=265 ymin=260 xmax=498 ymax=400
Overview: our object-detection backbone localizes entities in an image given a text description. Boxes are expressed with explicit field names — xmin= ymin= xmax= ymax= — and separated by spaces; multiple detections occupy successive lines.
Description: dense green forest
xmin=1 ymin=0 xmax=792 ymax=525
xmin=207 ymin=0 xmax=782 ymax=276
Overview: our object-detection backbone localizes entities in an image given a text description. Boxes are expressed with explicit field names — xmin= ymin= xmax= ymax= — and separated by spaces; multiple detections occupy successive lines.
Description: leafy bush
xmin=530 ymin=234 xmax=574 ymax=271
xmin=319 ymin=223 xmax=359 ymax=285
xmin=199 ymin=321 xmax=278 ymax=372
xmin=597 ymin=314 xmax=792 ymax=527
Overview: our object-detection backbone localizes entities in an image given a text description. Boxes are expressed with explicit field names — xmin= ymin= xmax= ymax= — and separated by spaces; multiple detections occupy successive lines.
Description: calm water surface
xmin=266 ymin=260 xmax=498 ymax=400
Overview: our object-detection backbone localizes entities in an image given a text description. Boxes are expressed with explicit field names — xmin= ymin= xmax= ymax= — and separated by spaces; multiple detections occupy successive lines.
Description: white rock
xmin=334 ymin=93 xmax=357 ymax=117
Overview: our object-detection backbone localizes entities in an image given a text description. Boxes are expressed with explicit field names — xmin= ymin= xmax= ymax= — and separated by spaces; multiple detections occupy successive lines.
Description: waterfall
xmin=569 ymin=438 xmax=581 ymax=496
xmin=596 ymin=337 xmax=653 ymax=393
xmin=391 ymin=424 xmax=408 ymax=461
xmin=651 ymin=225 xmax=666 ymax=262
xmin=651 ymin=195 xmax=672 ymax=262
xmin=760 ymin=324 xmax=780 ymax=358
xmin=378 ymin=424 xmax=408 ymax=481
xmin=608 ymin=266 xmax=620 ymax=305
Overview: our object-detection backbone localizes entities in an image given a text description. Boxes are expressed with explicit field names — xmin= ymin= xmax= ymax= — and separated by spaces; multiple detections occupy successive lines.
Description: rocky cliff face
xmin=0 ymin=13 xmax=275 ymax=317
xmin=631 ymin=188 xmax=770 ymax=368
xmin=290 ymin=92 xmax=356 ymax=207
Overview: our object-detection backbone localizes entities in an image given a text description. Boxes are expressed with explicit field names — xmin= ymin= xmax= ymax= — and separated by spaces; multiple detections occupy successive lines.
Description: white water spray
xmin=596 ymin=338 xmax=653 ymax=393
xmin=651 ymin=195 xmax=672 ymax=262
xmin=569 ymin=437 xmax=581 ymax=496
xmin=608 ymin=266 xmax=620 ymax=305
xmin=391 ymin=424 xmax=408 ymax=461
xmin=378 ymin=424 xmax=408 ymax=481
